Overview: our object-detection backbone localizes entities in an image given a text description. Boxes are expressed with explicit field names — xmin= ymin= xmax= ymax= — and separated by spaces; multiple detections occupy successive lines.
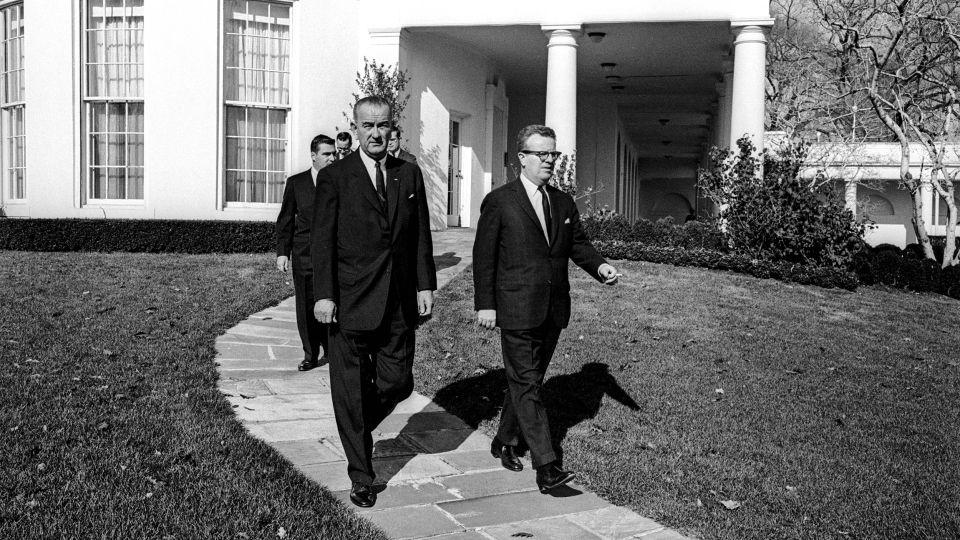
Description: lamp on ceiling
xmin=605 ymin=75 xmax=622 ymax=82
xmin=587 ymin=32 xmax=606 ymax=43
xmin=611 ymin=85 xmax=625 ymax=91
xmin=600 ymin=62 xmax=617 ymax=72
xmin=661 ymin=140 xmax=672 ymax=146
xmin=658 ymin=118 xmax=670 ymax=126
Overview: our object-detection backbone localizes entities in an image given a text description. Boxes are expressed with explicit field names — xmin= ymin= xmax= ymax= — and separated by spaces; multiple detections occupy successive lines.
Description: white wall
xmin=400 ymin=31 xmax=504 ymax=229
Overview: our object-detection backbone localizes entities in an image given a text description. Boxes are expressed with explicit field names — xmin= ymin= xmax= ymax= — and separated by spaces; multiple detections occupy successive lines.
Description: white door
xmin=447 ymin=118 xmax=462 ymax=226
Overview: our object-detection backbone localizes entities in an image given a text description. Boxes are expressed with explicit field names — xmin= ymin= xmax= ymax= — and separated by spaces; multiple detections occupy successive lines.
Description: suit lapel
xmin=510 ymin=179 xmax=549 ymax=246
xmin=547 ymin=187 xmax=561 ymax=248
xmin=386 ymin=155 xmax=402 ymax=226
xmin=349 ymin=152 xmax=386 ymax=217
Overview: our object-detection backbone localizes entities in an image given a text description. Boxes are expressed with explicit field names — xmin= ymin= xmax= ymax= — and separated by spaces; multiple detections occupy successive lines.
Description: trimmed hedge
xmin=0 ymin=218 xmax=274 ymax=253
xmin=594 ymin=241 xmax=859 ymax=291
xmin=852 ymin=246 xmax=960 ymax=299
xmin=582 ymin=213 xmax=726 ymax=251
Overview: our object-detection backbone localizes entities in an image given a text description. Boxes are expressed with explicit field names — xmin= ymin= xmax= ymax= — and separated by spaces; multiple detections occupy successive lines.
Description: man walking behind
xmin=473 ymin=124 xmax=620 ymax=493
xmin=276 ymin=134 xmax=337 ymax=371
xmin=312 ymin=96 xmax=436 ymax=508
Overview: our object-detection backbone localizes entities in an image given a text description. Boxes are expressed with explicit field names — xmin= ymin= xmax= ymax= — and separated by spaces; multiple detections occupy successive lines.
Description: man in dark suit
xmin=473 ymin=124 xmax=620 ymax=494
xmin=387 ymin=126 xmax=417 ymax=164
xmin=312 ymin=96 xmax=437 ymax=508
xmin=335 ymin=131 xmax=354 ymax=160
xmin=276 ymin=134 xmax=337 ymax=371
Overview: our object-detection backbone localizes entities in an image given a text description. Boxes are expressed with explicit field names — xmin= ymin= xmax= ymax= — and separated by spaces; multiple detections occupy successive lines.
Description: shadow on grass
xmin=373 ymin=362 xmax=639 ymax=496
xmin=432 ymin=251 xmax=461 ymax=271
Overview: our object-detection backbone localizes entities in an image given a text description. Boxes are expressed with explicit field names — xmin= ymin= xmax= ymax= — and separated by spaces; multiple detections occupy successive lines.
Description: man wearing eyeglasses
xmin=473 ymin=124 xmax=619 ymax=494
xmin=335 ymin=131 xmax=354 ymax=159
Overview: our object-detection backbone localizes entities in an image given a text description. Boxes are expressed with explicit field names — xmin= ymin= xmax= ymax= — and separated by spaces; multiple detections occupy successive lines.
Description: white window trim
xmin=0 ymin=1 xmax=24 ymax=203
xmin=219 ymin=0 xmax=294 ymax=210
xmin=79 ymin=0 xmax=145 ymax=205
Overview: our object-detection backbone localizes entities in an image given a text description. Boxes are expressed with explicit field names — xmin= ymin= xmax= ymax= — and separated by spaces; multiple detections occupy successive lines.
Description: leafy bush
xmin=698 ymin=137 xmax=865 ymax=268
xmin=852 ymin=244 xmax=960 ymax=299
xmin=582 ymin=212 xmax=725 ymax=251
xmin=0 ymin=219 xmax=274 ymax=253
xmin=594 ymin=240 xmax=858 ymax=290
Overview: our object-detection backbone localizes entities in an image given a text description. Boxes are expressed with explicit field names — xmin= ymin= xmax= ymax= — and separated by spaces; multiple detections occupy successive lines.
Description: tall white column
xmin=729 ymin=25 xmax=768 ymax=151
xmin=543 ymin=26 xmax=580 ymax=154
xmin=722 ymin=61 xmax=734 ymax=148
xmin=845 ymin=180 xmax=858 ymax=216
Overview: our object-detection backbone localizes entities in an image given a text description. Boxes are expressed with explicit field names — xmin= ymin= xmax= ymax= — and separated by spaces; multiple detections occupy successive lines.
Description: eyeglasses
xmin=519 ymin=150 xmax=562 ymax=162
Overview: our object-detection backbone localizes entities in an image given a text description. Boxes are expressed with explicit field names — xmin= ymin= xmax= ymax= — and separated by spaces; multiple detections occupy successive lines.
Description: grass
xmin=415 ymin=261 xmax=960 ymax=539
xmin=0 ymin=252 xmax=385 ymax=539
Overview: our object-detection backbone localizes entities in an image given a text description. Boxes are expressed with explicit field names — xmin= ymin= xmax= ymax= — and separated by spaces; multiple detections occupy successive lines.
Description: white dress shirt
xmin=519 ymin=173 xmax=551 ymax=243
xmin=310 ymin=166 xmax=320 ymax=187
xmin=358 ymin=150 xmax=387 ymax=192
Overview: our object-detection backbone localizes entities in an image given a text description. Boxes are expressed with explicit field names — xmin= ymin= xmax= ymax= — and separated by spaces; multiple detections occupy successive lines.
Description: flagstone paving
xmin=216 ymin=228 xmax=693 ymax=539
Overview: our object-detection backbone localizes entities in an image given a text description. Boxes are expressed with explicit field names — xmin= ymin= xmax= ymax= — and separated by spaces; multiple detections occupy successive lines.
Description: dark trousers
xmin=293 ymin=266 xmax=328 ymax=361
xmin=497 ymin=319 xmax=562 ymax=468
xmin=328 ymin=299 xmax=414 ymax=485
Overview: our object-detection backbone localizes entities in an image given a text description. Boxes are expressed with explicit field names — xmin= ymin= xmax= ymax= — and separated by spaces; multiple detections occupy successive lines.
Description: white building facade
xmin=3 ymin=0 xmax=778 ymax=231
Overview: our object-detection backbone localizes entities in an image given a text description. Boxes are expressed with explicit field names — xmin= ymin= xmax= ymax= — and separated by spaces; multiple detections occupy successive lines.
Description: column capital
xmin=731 ymin=24 xmax=771 ymax=45
xmin=368 ymin=28 xmax=410 ymax=45
xmin=542 ymin=24 xmax=582 ymax=45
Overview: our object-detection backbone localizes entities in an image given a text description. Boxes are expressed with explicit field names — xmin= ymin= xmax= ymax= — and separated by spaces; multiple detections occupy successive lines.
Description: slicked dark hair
xmin=516 ymin=125 xmax=556 ymax=151
xmin=390 ymin=125 xmax=402 ymax=138
xmin=310 ymin=134 xmax=335 ymax=153
xmin=336 ymin=131 xmax=352 ymax=144
xmin=353 ymin=95 xmax=393 ymax=121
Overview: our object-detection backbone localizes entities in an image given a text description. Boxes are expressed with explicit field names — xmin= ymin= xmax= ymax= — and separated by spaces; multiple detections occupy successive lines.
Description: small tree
xmin=551 ymin=152 xmax=604 ymax=212
xmin=699 ymin=137 xmax=866 ymax=268
xmin=343 ymin=57 xmax=411 ymax=126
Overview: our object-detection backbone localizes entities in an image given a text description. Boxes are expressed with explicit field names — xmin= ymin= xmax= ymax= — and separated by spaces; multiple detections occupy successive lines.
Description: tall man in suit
xmin=276 ymin=134 xmax=337 ymax=371
xmin=473 ymin=125 xmax=620 ymax=494
xmin=312 ymin=96 xmax=437 ymax=508
xmin=387 ymin=126 xmax=417 ymax=164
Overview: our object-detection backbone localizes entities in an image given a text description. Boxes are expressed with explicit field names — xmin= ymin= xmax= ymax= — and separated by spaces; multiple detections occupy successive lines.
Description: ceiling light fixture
xmin=661 ymin=140 xmax=672 ymax=146
xmin=605 ymin=75 xmax=622 ymax=82
xmin=611 ymin=85 xmax=625 ymax=91
xmin=658 ymin=118 xmax=670 ymax=126
xmin=600 ymin=62 xmax=617 ymax=72
xmin=587 ymin=32 xmax=606 ymax=43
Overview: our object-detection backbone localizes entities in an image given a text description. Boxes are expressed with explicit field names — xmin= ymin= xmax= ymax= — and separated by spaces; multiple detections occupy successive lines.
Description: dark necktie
xmin=539 ymin=185 xmax=552 ymax=244
xmin=375 ymin=160 xmax=386 ymax=207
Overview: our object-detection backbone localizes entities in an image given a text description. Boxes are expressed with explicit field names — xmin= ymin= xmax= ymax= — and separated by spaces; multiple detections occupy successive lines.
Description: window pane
xmin=107 ymin=134 xmax=125 ymax=166
xmin=128 ymin=134 xmax=143 ymax=167
xmin=267 ymin=140 xmax=284 ymax=171
xmin=90 ymin=102 xmax=107 ymax=132
xmin=247 ymin=107 xmax=266 ymax=138
xmin=107 ymin=167 xmax=125 ymax=198
xmin=90 ymin=168 xmax=105 ymax=199
xmin=226 ymin=106 xmax=244 ymax=137
xmin=108 ymin=102 xmax=125 ymax=132
xmin=249 ymin=171 xmax=266 ymax=203
xmin=128 ymin=168 xmax=143 ymax=199
xmin=90 ymin=133 xmax=107 ymax=166
xmin=225 ymin=170 xmax=243 ymax=203
xmin=225 ymin=137 xmax=243 ymax=170
xmin=268 ymin=172 xmax=284 ymax=203
xmin=128 ymin=102 xmax=143 ymax=132
xmin=267 ymin=109 xmax=285 ymax=139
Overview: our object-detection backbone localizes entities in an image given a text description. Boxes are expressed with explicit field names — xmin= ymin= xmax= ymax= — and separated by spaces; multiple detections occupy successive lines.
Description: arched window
xmin=650 ymin=193 xmax=693 ymax=223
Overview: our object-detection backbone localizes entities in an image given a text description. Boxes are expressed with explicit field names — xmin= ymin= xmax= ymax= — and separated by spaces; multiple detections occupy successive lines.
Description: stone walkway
xmin=215 ymin=228 xmax=691 ymax=540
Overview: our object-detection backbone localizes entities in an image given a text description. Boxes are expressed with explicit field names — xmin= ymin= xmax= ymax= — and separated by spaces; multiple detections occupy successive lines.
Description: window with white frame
xmin=83 ymin=0 xmax=144 ymax=201
xmin=1 ymin=2 xmax=24 ymax=201
xmin=223 ymin=0 xmax=290 ymax=205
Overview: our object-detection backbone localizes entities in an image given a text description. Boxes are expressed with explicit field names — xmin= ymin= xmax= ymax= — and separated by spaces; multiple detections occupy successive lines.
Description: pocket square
xmin=564 ymin=218 xmax=571 ymax=224
xmin=408 ymin=193 xmax=415 ymax=199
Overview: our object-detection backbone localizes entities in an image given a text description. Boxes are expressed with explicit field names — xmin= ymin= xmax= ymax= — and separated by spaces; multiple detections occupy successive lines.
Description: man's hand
xmin=477 ymin=309 xmax=497 ymax=330
xmin=276 ymin=255 xmax=289 ymax=273
xmin=314 ymin=299 xmax=337 ymax=324
xmin=598 ymin=264 xmax=620 ymax=285
xmin=418 ymin=290 xmax=434 ymax=316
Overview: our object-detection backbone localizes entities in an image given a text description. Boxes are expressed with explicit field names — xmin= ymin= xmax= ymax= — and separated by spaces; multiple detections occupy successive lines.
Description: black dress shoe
xmin=349 ymin=483 xmax=376 ymax=508
xmin=536 ymin=463 xmax=575 ymax=493
xmin=493 ymin=444 xmax=523 ymax=472
xmin=298 ymin=357 xmax=319 ymax=371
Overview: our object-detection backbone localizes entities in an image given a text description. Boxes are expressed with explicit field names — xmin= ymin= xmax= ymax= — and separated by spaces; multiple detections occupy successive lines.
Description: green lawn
xmin=415 ymin=262 xmax=960 ymax=539
xmin=0 ymin=252 xmax=385 ymax=539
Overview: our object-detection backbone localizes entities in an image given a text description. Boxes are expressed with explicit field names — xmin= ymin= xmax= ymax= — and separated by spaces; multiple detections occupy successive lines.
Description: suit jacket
xmin=311 ymin=151 xmax=437 ymax=331
xmin=276 ymin=169 xmax=315 ymax=271
xmin=473 ymin=179 xmax=607 ymax=330
xmin=394 ymin=149 xmax=417 ymax=164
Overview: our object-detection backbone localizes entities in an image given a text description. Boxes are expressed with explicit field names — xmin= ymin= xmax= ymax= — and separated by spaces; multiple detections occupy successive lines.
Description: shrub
xmin=581 ymin=212 xmax=725 ymax=251
xmin=0 ymin=219 xmax=274 ymax=253
xmin=593 ymin=240 xmax=858 ymax=291
xmin=852 ymin=245 xmax=960 ymax=299
xmin=698 ymin=137 xmax=865 ymax=268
